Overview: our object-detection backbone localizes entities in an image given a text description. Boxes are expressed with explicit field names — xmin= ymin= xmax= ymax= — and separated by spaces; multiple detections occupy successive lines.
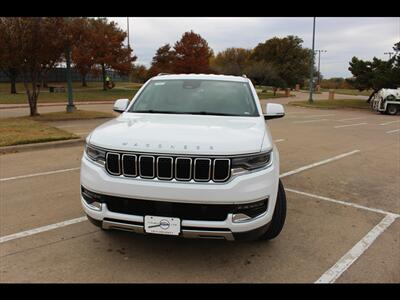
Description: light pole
xmin=127 ymin=17 xmax=130 ymax=49
xmin=64 ymin=17 xmax=75 ymax=113
xmin=315 ymin=49 xmax=327 ymax=85
xmin=308 ymin=17 xmax=316 ymax=103
xmin=384 ymin=52 xmax=394 ymax=60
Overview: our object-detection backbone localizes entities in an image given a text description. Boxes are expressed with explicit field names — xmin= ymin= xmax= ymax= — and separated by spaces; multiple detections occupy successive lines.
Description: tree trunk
xmin=11 ymin=77 xmax=17 ymax=94
xmin=28 ymin=94 xmax=39 ymax=116
xmin=367 ymin=89 xmax=378 ymax=103
xmin=82 ymin=73 xmax=87 ymax=87
xmin=101 ymin=64 xmax=106 ymax=91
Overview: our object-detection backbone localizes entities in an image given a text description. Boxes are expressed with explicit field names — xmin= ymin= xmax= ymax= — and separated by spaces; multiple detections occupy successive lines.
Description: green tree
xmin=210 ymin=47 xmax=252 ymax=75
xmin=347 ymin=47 xmax=400 ymax=102
xmin=251 ymin=35 xmax=312 ymax=88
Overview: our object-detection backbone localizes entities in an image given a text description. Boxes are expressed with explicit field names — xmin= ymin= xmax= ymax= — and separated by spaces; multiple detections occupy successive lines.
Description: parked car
xmin=371 ymin=88 xmax=400 ymax=115
xmin=80 ymin=73 xmax=286 ymax=241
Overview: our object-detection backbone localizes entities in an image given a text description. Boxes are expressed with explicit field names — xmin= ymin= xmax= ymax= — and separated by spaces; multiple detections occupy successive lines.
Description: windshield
xmin=129 ymin=79 xmax=259 ymax=117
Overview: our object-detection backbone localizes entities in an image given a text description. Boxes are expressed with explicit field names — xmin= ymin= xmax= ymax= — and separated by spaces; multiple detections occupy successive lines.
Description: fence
xmin=0 ymin=67 xmax=129 ymax=83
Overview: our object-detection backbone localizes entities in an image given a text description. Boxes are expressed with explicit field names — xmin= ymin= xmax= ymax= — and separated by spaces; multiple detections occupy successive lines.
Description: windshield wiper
xmin=187 ymin=111 xmax=242 ymax=116
xmin=133 ymin=110 xmax=187 ymax=114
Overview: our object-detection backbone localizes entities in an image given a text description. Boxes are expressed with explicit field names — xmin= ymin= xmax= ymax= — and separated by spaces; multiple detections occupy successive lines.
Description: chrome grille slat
xmin=121 ymin=154 xmax=137 ymax=177
xmin=175 ymin=157 xmax=192 ymax=181
xmin=194 ymin=158 xmax=211 ymax=182
xmin=139 ymin=155 xmax=155 ymax=179
xmin=157 ymin=156 xmax=173 ymax=180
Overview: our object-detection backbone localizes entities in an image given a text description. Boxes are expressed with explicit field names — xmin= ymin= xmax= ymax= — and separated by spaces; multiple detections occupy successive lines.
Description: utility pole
xmin=127 ymin=17 xmax=130 ymax=49
xmin=384 ymin=52 xmax=394 ymax=60
xmin=65 ymin=17 xmax=75 ymax=113
xmin=308 ymin=17 xmax=316 ymax=103
xmin=315 ymin=49 xmax=327 ymax=85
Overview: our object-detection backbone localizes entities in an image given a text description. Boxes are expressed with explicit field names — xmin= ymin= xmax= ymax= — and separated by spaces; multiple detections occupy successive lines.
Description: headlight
xmin=231 ymin=151 xmax=272 ymax=172
xmin=85 ymin=143 xmax=106 ymax=165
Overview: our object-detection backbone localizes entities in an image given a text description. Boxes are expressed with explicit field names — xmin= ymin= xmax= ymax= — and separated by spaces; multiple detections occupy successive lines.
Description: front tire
xmin=258 ymin=180 xmax=286 ymax=240
xmin=386 ymin=105 xmax=398 ymax=115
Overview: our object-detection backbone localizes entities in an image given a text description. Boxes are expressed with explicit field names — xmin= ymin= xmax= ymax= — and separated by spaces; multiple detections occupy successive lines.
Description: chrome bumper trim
xmin=101 ymin=219 xmax=234 ymax=241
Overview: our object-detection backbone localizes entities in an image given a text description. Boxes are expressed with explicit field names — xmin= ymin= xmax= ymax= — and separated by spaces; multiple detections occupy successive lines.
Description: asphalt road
xmin=0 ymin=104 xmax=399 ymax=283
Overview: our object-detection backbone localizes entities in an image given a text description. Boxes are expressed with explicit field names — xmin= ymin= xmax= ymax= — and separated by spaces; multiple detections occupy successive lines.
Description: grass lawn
xmin=0 ymin=117 xmax=78 ymax=147
xmin=0 ymin=82 xmax=141 ymax=104
xmin=31 ymin=109 xmax=115 ymax=122
xmin=0 ymin=110 xmax=115 ymax=147
xmin=288 ymin=99 xmax=370 ymax=110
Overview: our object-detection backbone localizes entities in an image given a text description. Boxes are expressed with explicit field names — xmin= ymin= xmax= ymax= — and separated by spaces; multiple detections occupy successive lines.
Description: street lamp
xmin=384 ymin=52 xmax=394 ymax=60
xmin=315 ymin=49 xmax=327 ymax=85
xmin=64 ymin=17 xmax=76 ymax=113
xmin=308 ymin=17 xmax=316 ymax=103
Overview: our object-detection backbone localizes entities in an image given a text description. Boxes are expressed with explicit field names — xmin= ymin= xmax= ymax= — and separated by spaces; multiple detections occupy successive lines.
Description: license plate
xmin=144 ymin=216 xmax=181 ymax=236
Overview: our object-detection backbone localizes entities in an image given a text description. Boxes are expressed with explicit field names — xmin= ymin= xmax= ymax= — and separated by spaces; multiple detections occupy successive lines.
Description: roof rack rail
xmin=157 ymin=73 xmax=171 ymax=76
xmin=242 ymin=74 xmax=247 ymax=78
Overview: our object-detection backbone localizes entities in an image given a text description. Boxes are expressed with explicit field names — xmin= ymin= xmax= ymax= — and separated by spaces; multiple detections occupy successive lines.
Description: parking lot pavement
xmin=0 ymin=105 xmax=399 ymax=283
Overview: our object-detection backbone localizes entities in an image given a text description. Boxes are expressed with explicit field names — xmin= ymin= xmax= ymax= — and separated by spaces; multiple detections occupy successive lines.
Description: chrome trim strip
xmin=105 ymin=152 xmax=121 ymax=175
xmin=121 ymin=154 xmax=137 ymax=177
xmin=139 ymin=155 xmax=155 ymax=179
xmin=193 ymin=158 xmax=211 ymax=182
xmin=212 ymin=158 xmax=231 ymax=182
xmin=102 ymin=220 xmax=234 ymax=240
xmin=102 ymin=220 xmax=144 ymax=234
xmin=157 ymin=156 xmax=173 ymax=180
xmin=181 ymin=229 xmax=234 ymax=241
xmin=175 ymin=157 xmax=192 ymax=181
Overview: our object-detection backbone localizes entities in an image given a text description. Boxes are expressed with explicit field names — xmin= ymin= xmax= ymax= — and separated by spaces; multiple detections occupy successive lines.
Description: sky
xmin=108 ymin=17 xmax=399 ymax=79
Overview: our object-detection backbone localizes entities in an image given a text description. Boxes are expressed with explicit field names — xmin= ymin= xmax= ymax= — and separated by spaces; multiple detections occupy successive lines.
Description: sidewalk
xmin=0 ymin=100 xmax=115 ymax=110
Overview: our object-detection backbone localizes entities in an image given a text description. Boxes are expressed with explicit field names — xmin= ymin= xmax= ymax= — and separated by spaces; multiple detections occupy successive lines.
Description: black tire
xmin=258 ymin=180 xmax=287 ymax=240
xmin=386 ymin=105 xmax=398 ymax=115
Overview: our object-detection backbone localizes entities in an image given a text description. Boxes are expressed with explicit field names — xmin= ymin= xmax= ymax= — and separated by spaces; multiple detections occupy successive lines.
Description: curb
xmin=0 ymin=101 xmax=114 ymax=110
xmin=0 ymin=138 xmax=86 ymax=155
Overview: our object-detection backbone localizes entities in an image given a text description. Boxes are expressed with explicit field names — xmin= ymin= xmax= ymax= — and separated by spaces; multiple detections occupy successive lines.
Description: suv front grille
xmin=105 ymin=152 xmax=231 ymax=183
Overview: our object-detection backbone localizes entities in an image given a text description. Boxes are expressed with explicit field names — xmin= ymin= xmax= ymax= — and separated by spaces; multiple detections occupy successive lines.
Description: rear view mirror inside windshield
xmin=183 ymin=80 xmax=202 ymax=89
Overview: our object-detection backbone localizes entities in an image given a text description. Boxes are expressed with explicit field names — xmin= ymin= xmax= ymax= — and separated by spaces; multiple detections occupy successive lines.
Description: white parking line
xmin=315 ymin=214 xmax=398 ymax=283
xmin=0 ymin=216 xmax=88 ymax=244
xmin=337 ymin=117 xmax=366 ymax=122
xmin=379 ymin=120 xmax=400 ymax=126
xmin=285 ymin=188 xmax=399 ymax=217
xmin=334 ymin=123 xmax=367 ymax=129
xmin=304 ymin=114 xmax=335 ymax=118
xmin=293 ymin=119 xmax=329 ymax=124
xmin=386 ymin=129 xmax=400 ymax=134
xmin=274 ymin=139 xmax=286 ymax=143
xmin=0 ymin=167 xmax=80 ymax=182
xmin=280 ymin=150 xmax=360 ymax=178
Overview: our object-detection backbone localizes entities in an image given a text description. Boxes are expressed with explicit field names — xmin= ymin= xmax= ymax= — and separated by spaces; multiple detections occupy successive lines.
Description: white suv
xmin=80 ymin=74 xmax=286 ymax=241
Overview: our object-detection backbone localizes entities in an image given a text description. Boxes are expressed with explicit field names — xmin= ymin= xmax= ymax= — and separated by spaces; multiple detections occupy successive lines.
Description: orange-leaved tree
xmin=148 ymin=43 xmax=175 ymax=77
xmin=172 ymin=31 xmax=213 ymax=74
xmin=89 ymin=18 xmax=136 ymax=90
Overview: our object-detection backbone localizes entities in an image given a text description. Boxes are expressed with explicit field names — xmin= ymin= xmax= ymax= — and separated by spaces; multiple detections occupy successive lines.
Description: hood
xmin=89 ymin=113 xmax=269 ymax=155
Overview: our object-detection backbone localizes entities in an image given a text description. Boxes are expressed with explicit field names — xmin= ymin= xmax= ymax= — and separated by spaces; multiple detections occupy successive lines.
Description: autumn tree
xmin=172 ymin=31 xmax=213 ymax=74
xmin=148 ymin=43 xmax=175 ymax=77
xmin=89 ymin=18 xmax=136 ymax=90
xmin=71 ymin=17 xmax=99 ymax=87
xmin=131 ymin=64 xmax=149 ymax=83
xmin=0 ymin=18 xmax=25 ymax=94
xmin=251 ymin=35 xmax=312 ymax=88
xmin=210 ymin=48 xmax=252 ymax=76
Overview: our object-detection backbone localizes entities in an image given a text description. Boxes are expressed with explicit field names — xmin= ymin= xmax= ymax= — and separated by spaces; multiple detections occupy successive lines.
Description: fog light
xmin=232 ymin=213 xmax=252 ymax=223
xmin=87 ymin=201 xmax=103 ymax=211
xmin=81 ymin=186 xmax=103 ymax=211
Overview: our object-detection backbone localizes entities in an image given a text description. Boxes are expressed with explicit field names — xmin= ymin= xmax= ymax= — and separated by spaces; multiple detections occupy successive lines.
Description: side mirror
xmin=264 ymin=103 xmax=285 ymax=120
xmin=113 ymin=99 xmax=129 ymax=113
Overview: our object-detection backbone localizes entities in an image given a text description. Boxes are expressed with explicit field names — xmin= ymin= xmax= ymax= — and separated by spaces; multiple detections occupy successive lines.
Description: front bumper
xmin=80 ymin=148 xmax=279 ymax=240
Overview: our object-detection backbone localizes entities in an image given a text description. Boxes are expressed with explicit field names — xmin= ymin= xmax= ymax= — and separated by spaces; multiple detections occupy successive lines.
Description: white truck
xmin=80 ymin=74 xmax=286 ymax=241
xmin=371 ymin=88 xmax=400 ymax=115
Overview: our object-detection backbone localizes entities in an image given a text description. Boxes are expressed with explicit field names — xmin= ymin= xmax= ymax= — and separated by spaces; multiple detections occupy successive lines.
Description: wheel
xmin=386 ymin=105 xmax=398 ymax=115
xmin=258 ymin=179 xmax=287 ymax=240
